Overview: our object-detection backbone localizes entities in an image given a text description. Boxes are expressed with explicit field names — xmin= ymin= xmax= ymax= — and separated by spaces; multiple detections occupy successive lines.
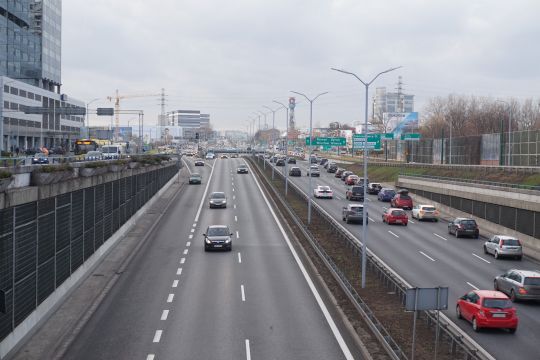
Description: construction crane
xmin=107 ymin=89 xmax=161 ymax=141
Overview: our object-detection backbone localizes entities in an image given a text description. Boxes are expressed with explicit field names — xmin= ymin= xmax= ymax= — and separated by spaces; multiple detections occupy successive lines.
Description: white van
xmin=101 ymin=144 xmax=126 ymax=159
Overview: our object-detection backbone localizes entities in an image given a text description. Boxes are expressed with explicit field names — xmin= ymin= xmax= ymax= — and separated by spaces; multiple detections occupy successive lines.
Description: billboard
xmin=383 ymin=112 xmax=419 ymax=136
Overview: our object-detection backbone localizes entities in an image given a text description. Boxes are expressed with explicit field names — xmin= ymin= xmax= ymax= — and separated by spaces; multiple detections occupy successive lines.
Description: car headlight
xmin=225 ymin=238 xmax=231 ymax=243
xmin=205 ymin=238 xmax=212 ymax=244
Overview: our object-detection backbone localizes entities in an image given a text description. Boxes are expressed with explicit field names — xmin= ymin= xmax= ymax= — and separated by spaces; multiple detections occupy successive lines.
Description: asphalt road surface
xmin=61 ymin=157 xmax=361 ymax=360
xmin=273 ymin=157 xmax=540 ymax=360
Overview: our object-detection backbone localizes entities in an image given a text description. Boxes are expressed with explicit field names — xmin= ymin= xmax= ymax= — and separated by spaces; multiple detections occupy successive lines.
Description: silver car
xmin=209 ymin=192 xmax=227 ymax=208
xmin=484 ymin=235 xmax=522 ymax=260
xmin=494 ymin=269 xmax=540 ymax=301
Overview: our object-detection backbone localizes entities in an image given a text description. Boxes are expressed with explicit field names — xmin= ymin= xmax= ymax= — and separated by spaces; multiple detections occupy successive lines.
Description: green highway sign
xmin=401 ymin=133 xmax=421 ymax=141
xmin=305 ymin=137 xmax=346 ymax=146
xmin=383 ymin=133 xmax=394 ymax=140
xmin=353 ymin=133 xmax=381 ymax=150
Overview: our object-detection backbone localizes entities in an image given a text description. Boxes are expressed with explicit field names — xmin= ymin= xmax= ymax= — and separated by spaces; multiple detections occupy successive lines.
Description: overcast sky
xmin=61 ymin=0 xmax=540 ymax=132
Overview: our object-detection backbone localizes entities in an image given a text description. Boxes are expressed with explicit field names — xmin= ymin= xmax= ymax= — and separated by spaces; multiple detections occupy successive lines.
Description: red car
xmin=345 ymin=175 xmax=359 ymax=185
xmin=382 ymin=208 xmax=408 ymax=226
xmin=391 ymin=190 xmax=413 ymax=210
xmin=456 ymin=290 xmax=518 ymax=333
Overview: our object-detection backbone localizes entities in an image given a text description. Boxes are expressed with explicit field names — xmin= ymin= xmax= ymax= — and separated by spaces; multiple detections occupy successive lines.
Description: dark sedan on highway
xmin=203 ymin=225 xmax=233 ymax=251
xmin=31 ymin=153 xmax=49 ymax=164
xmin=378 ymin=188 xmax=396 ymax=202
xmin=289 ymin=167 xmax=301 ymax=176
xmin=448 ymin=218 xmax=479 ymax=238
xmin=189 ymin=173 xmax=202 ymax=184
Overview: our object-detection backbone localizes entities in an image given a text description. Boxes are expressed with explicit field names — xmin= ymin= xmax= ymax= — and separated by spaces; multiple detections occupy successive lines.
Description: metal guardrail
xmin=252 ymin=156 xmax=495 ymax=360
xmin=400 ymin=173 xmax=540 ymax=192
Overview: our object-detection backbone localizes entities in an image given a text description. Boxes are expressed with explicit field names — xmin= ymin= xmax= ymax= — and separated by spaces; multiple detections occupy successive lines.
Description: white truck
xmin=101 ymin=144 xmax=126 ymax=159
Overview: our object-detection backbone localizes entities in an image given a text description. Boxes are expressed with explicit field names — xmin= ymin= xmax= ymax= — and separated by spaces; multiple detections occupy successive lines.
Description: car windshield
xmin=524 ymin=277 xmax=540 ymax=286
xmin=351 ymin=187 xmax=363 ymax=192
xmin=501 ymin=239 xmax=520 ymax=246
xmin=483 ymin=298 xmax=512 ymax=309
xmin=350 ymin=207 xmax=363 ymax=213
xmin=211 ymin=193 xmax=225 ymax=199
xmin=319 ymin=186 xmax=331 ymax=192
xmin=383 ymin=190 xmax=395 ymax=196
xmin=102 ymin=147 xmax=118 ymax=153
xmin=399 ymin=195 xmax=411 ymax=200
xmin=238 ymin=165 xmax=247 ymax=168
xmin=191 ymin=174 xmax=201 ymax=178
xmin=391 ymin=210 xmax=406 ymax=216
xmin=207 ymin=227 xmax=230 ymax=236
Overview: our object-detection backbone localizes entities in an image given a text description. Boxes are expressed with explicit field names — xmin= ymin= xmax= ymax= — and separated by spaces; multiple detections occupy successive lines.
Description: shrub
xmin=112 ymin=159 xmax=129 ymax=165
xmin=0 ymin=170 xmax=11 ymax=179
xmin=35 ymin=164 xmax=73 ymax=173
xmin=83 ymin=161 xmax=108 ymax=169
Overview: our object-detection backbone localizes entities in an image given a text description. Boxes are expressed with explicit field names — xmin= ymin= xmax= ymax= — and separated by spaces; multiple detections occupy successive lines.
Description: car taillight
xmin=518 ymin=287 xmax=528 ymax=295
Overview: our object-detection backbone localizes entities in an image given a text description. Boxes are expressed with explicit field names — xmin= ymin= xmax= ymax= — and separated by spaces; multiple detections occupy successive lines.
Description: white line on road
xmin=245 ymin=339 xmax=251 ymax=360
xmin=172 ymin=279 xmax=179 ymax=287
xmin=188 ymin=234 xmax=193 ymax=239
xmin=235 ymin=215 xmax=238 ymax=222
xmin=146 ymin=355 xmax=155 ymax=360
xmin=368 ymin=217 xmax=375 ymax=222
xmin=232 ymin=182 xmax=234 ymax=186
xmin=180 ymin=258 xmax=185 ymax=264
xmin=434 ymin=233 xmax=448 ymax=241
xmin=236 ymin=231 xmax=239 ymax=239
xmin=366 ymin=198 xmax=371 ymax=202
xmin=388 ymin=231 xmax=399 ymax=238
xmin=467 ymin=282 xmax=479 ymax=290
xmin=161 ymin=310 xmax=169 ymax=320
xmin=194 ymin=160 xmax=216 ymax=222
xmin=233 ymin=195 xmax=236 ymax=200
xmin=193 ymin=223 xmax=197 ymax=227
xmin=419 ymin=251 xmax=436 ymax=262
xmin=409 ymin=220 xmax=415 ymax=224
xmin=241 ymin=285 xmax=246 ymax=302
xmin=186 ymin=241 xmax=191 ymax=247
xmin=234 ymin=204 xmax=237 ymax=209
xmin=153 ymin=330 xmax=162 ymax=343
xmin=167 ymin=294 xmax=174 ymax=303
xmin=238 ymin=252 xmax=242 ymax=263
xmin=190 ymin=228 xmax=194 ymax=233
xmin=177 ymin=268 xmax=182 ymax=275
xmin=183 ymin=249 xmax=189 ymax=255
xmin=472 ymin=253 xmax=491 ymax=264
xmin=233 ymin=188 xmax=235 ymax=192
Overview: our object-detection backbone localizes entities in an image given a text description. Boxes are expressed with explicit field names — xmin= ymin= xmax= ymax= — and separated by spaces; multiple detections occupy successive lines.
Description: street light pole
xmin=497 ymin=100 xmax=512 ymax=166
xmin=273 ymin=100 xmax=290 ymax=195
xmin=291 ymin=90 xmax=328 ymax=225
xmin=263 ymin=105 xmax=281 ymax=180
xmin=85 ymin=98 xmax=100 ymax=139
xmin=331 ymin=65 xmax=402 ymax=289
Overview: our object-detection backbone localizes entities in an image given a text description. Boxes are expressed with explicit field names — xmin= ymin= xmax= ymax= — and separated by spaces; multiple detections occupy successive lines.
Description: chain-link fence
xmin=0 ymin=164 xmax=177 ymax=342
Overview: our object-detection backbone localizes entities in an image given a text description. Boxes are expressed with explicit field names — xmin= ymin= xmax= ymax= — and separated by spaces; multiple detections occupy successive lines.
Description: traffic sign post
xmin=353 ymin=133 xmax=381 ymax=150
xmin=401 ymin=133 xmax=421 ymax=141
xmin=305 ymin=137 xmax=346 ymax=147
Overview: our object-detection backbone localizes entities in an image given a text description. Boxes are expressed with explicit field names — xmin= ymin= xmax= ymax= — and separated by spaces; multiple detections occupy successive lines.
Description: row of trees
xmin=420 ymin=95 xmax=540 ymax=138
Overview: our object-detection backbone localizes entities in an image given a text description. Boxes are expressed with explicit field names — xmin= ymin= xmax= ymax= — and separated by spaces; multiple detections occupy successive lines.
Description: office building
xmin=166 ymin=109 xmax=212 ymax=140
xmin=372 ymin=76 xmax=414 ymax=123
xmin=1 ymin=0 xmax=84 ymax=152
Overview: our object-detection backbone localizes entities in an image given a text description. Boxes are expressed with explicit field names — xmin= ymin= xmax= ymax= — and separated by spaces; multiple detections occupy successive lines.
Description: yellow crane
xmin=107 ymin=89 xmax=161 ymax=141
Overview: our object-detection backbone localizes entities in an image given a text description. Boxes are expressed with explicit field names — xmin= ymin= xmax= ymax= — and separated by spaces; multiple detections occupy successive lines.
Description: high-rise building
xmin=166 ymin=109 xmax=212 ymax=140
xmin=372 ymin=76 xmax=414 ymax=123
xmin=0 ymin=0 xmax=84 ymax=152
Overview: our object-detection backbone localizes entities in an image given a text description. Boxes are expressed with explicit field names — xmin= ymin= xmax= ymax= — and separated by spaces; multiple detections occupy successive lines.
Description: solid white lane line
xmin=235 ymin=216 xmax=238 ymax=222
xmin=236 ymin=231 xmax=240 ymax=239
xmin=186 ymin=241 xmax=191 ymax=247
xmin=472 ymin=253 xmax=491 ymax=264
xmin=146 ymin=355 xmax=155 ymax=360
xmin=419 ymin=251 xmax=436 ymax=262
xmin=245 ymin=339 xmax=251 ymax=360
xmin=153 ymin=330 xmax=162 ymax=343
xmin=167 ymin=294 xmax=174 ymax=303
xmin=241 ymin=285 xmax=246 ymax=302
xmin=180 ymin=258 xmax=186 ymax=264
xmin=172 ymin=279 xmax=179 ymax=287
xmin=183 ymin=249 xmax=189 ymax=255
xmin=195 ymin=160 xmax=216 ymax=222
xmin=177 ymin=268 xmax=182 ymax=275
xmin=188 ymin=234 xmax=193 ymax=239
xmin=161 ymin=310 xmax=169 ymax=320
xmin=467 ymin=282 xmax=479 ymax=290
xmin=248 ymin=165 xmax=355 ymax=360
xmin=434 ymin=233 xmax=448 ymax=241
xmin=181 ymin=158 xmax=192 ymax=175
xmin=388 ymin=230 xmax=399 ymax=238
xmin=238 ymin=252 xmax=242 ymax=263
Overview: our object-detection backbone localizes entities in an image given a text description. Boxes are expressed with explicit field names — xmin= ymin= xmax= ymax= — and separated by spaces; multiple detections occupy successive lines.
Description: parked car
xmin=189 ymin=173 xmax=202 ymax=184
xmin=412 ymin=205 xmax=439 ymax=222
xmin=448 ymin=218 xmax=479 ymax=238
xmin=209 ymin=192 xmax=227 ymax=208
xmin=378 ymin=188 xmax=396 ymax=202
xmin=484 ymin=236 xmax=522 ymax=260
xmin=276 ymin=158 xmax=285 ymax=166
xmin=367 ymin=182 xmax=382 ymax=195
xmin=289 ymin=167 xmax=301 ymax=176
xmin=287 ymin=157 xmax=296 ymax=164
xmin=456 ymin=290 xmax=518 ymax=333
xmin=494 ymin=269 xmax=540 ymax=301
xmin=319 ymin=158 xmax=328 ymax=166
xmin=237 ymin=164 xmax=249 ymax=174
xmin=31 ymin=153 xmax=49 ymax=164
xmin=382 ymin=208 xmax=408 ymax=226
xmin=391 ymin=189 xmax=413 ymax=210
xmin=194 ymin=159 xmax=205 ymax=166
xmin=335 ymin=168 xmax=346 ymax=178
xmin=345 ymin=175 xmax=359 ymax=185
xmin=314 ymin=185 xmax=333 ymax=199
xmin=327 ymin=163 xmax=338 ymax=173
xmin=341 ymin=171 xmax=353 ymax=181
xmin=84 ymin=151 xmax=103 ymax=161
xmin=342 ymin=204 xmax=368 ymax=224
xmin=346 ymin=185 xmax=364 ymax=201
xmin=307 ymin=165 xmax=320 ymax=177
xmin=203 ymin=225 xmax=233 ymax=251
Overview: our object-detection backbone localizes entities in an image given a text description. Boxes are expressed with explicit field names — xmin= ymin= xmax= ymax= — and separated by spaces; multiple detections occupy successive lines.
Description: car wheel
xmin=346 ymin=217 xmax=350 ymax=224
xmin=510 ymin=290 xmax=517 ymax=302
xmin=455 ymin=230 xmax=460 ymax=238
xmin=404 ymin=222 xmax=408 ymax=226
xmin=448 ymin=228 xmax=452 ymax=235
xmin=483 ymin=246 xmax=488 ymax=254
xmin=456 ymin=305 xmax=462 ymax=319
xmin=472 ymin=317 xmax=480 ymax=332
xmin=434 ymin=219 xmax=438 ymax=222
xmin=494 ymin=251 xmax=499 ymax=259
xmin=508 ymin=328 xmax=517 ymax=334
xmin=516 ymin=256 xmax=522 ymax=261
xmin=342 ymin=217 xmax=346 ymax=221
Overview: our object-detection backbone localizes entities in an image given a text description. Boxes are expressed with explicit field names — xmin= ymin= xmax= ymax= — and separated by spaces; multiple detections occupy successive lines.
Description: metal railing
xmin=399 ymin=173 xmax=540 ymax=192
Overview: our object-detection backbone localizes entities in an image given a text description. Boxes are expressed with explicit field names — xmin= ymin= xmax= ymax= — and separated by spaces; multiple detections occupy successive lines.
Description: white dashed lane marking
xmin=388 ymin=231 xmax=399 ymax=238
xmin=467 ymin=282 xmax=479 ymax=290
xmin=167 ymin=294 xmax=174 ymax=303
xmin=172 ymin=279 xmax=179 ymax=287
xmin=241 ymin=285 xmax=246 ymax=302
xmin=419 ymin=251 xmax=436 ymax=262
xmin=193 ymin=223 xmax=197 ymax=227
xmin=245 ymin=339 xmax=251 ymax=360
xmin=235 ymin=216 xmax=238 ymax=222
xmin=238 ymin=252 xmax=242 ymax=263
xmin=183 ymin=249 xmax=189 ymax=255
xmin=146 ymin=355 xmax=155 ymax=360
xmin=177 ymin=267 xmax=183 ymax=275
xmin=188 ymin=234 xmax=193 ymax=239
xmin=434 ymin=233 xmax=448 ymax=241
xmin=161 ymin=310 xmax=169 ymax=320
xmin=190 ymin=229 xmax=195 ymax=233
xmin=186 ymin=241 xmax=191 ymax=247
xmin=472 ymin=253 xmax=491 ymax=264
xmin=236 ymin=231 xmax=239 ymax=239
xmin=153 ymin=330 xmax=162 ymax=343
xmin=180 ymin=257 xmax=186 ymax=264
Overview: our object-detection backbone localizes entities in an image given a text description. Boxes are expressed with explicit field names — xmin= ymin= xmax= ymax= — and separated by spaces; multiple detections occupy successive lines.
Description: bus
xmin=74 ymin=139 xmax=98 ymax=155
